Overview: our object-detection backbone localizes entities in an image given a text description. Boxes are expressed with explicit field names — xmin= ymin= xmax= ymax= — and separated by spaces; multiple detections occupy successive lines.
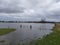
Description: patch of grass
xmin=31 ymin=23 xmax=60 ymax=45
xmin=0 ymin=40 xmax=5 ymax=43
xmin=0 ymin=28 xmax=16 ymax=35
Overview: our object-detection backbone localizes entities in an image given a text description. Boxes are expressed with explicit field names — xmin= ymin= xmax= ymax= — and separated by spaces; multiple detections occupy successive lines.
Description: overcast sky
xmin=0 ymin=0 xmax=60 ymax=21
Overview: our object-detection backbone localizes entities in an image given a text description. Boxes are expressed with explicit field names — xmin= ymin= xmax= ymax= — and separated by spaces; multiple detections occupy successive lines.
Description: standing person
xmin=30 ymin=25 xmax=32 ymax=29
xmin=20 ymin=25 xmax=22 ymax=28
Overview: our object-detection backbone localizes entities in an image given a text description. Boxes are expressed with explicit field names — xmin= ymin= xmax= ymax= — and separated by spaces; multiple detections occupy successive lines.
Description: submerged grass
xmin=0 ymin=28 xmax=16 ymax=35
xmin=0 ymin=40 xmax=5 ymax=43
xmin=30 ymin=23 xmax=60 ymax=45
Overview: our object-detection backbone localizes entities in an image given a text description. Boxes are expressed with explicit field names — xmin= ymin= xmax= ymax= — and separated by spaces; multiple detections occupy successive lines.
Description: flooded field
xmin=0 ymin=23 xmax=54 ymax=45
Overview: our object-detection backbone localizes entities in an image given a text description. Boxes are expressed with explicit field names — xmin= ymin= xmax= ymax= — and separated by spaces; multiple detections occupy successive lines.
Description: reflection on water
xmin=0 ymin=23 xmax=54 ymax=45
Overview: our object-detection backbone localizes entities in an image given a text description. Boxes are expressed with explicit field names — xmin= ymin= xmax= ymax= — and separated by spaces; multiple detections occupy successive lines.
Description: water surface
xmin=0 ymin=23 xmax=54 ymax=45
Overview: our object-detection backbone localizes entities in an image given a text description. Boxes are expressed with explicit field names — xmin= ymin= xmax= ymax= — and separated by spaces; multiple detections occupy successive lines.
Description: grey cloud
xmin=0 ymin=0 xmax=60 ymax=21
xmin=0 ymin=0 xmax=24 ymax=13
xmin=0 ymin=7 xmax=24 ymax=13
xmin=55 ymin=0 xmax=60 ymax=2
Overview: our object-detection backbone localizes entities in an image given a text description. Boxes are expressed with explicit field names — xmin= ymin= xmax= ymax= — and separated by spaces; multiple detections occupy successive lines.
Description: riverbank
xmin=30 ymin=23 xmax=60 ymax=45
xmin=0 ymin=28 xmax=16 ymax=35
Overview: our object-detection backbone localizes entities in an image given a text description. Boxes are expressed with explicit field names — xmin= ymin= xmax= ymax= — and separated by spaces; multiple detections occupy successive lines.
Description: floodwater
xmin=0 ymin=23 xmax=54 ymax=45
